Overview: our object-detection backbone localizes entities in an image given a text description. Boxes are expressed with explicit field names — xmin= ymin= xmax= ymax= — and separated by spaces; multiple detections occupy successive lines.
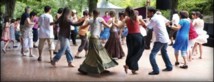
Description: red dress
xmin=189 ymin=22 xmax=198 ymax=40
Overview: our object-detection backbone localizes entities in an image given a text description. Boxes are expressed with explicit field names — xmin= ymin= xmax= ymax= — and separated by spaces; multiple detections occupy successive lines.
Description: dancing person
xmin=171 ymin=11 xmax=190 ymax=69
xmin=118 ymin=12 xmax=128 ymax=45
xmin=74 ymin=10 xmax=90 ymax=58
xmin=23 ymin=11 xmax=36 ymax=57
xmin=9 ymin=19 xmax=17 ymax=48
xmin=1 ymin=17 xmax=10 ymax=53
xmin=20 ymin=6 xmax=31 ymax=56
xmin=70 ymin=9 xmax=78 ymax=46
xmin=192 ymin=12 xmax=209 ymax=59
xmin=14 ymin=18 xmax=21 ymax=42
xmin=115 ymin=6 xmax=146 ymax=74
xmin=78 ymin=10 xmax=118 ymax=75
xmin=53 ymin=8 xmax=63 ymax=54
xmin=104 ymin=10 xmax=125 ymax=59
xmin=37 ymin=6 xmax=55 ymax=62
xmin=32 ymin=15 xmax=39 ymax=48
xmin=169 ymin=10 xmax=180 ymax=46
xmin=187 ymin=17 xmax=198 ymax=61
xmin=145 ymin=7 xmax=173 ymax=75
xmin=100 ymin=11 xmax=111 ymax=44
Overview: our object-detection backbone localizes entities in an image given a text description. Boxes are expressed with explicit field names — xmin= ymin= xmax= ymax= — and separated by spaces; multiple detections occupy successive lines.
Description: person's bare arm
xmin=26 ymin=18 xmax=35 ymax=25
xmin=171 ymin=24 xmax=181 ymax=30
xmin=80 ymin=19 xmax=90 ymax=29
xmin=139 ymin=18 xmax=146 ymax=28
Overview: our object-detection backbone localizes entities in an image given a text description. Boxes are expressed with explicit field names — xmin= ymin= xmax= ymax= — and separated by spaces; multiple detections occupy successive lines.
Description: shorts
xmin=23 ymin=37 xmax=33 ymax=49
xmin=188 ymin=39 xmax=196 ymax=50
xmin=38 ymin=38 xmax=55 ymax=50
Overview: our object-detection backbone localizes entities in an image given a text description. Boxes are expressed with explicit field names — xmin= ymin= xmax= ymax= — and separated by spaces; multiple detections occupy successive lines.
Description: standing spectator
xmin=146 ymin=7 xmax=173 ymax=75
xmin=172 ymin=11 xmax=190 ymax=69
xmin=37 ymin=6 xmax=55 ymax=62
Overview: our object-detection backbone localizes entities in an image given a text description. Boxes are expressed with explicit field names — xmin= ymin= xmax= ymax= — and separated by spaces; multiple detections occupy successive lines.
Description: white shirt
xmin=172 ymin=13 xmax=180 ymax=25
xmin=147 ymin=14 xmax=170 ymax=43
xmin=192 ymin=18 xmax=204 ymax=34
xmin=38 ymin=13 xmax=54 ymax=38
xmin=88 ymin=17 xmax=104 ymax=37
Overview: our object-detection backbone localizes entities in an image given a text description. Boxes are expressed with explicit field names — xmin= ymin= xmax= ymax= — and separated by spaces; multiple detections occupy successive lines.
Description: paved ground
xmin=1 ymin=40 xmax=213 ymax=81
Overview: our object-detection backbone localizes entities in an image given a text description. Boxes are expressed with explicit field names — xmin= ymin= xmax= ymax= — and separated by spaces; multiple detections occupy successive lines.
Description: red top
xmin=125 ymin=18 xmax=140 ymax=34
xmin=189 ymin=22 xmax=198 ymax=40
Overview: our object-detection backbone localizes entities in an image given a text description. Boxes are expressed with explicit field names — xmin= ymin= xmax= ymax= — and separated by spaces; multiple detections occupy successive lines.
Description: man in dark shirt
xmin=20 ymin=6 xmax=31 ymax=56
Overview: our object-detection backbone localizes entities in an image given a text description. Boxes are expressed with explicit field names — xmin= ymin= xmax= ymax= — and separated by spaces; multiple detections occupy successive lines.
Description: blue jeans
xmin=53 ymin=36 xmax=73 ymax=63
xmin=149 ymin=42 xmax=172 ymax=73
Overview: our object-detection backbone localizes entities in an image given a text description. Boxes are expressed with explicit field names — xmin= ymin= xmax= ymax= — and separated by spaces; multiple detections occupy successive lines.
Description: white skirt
xmin=195 ymin=30 xmax=209 ymax=44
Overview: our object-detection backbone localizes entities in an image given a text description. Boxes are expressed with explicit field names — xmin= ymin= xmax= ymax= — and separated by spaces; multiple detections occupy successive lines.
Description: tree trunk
xmin=170 ymin=0 xmax=178 ymax=20
xmin=88 ymin=0 xmax=98 ymax=15
xmin=5 ymin=0 xmax=16 ymax=18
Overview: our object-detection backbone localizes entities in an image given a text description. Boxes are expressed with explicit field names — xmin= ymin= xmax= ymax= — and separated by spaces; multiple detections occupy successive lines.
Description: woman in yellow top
xmin=74 ymin=10 xmax=90 ymax=58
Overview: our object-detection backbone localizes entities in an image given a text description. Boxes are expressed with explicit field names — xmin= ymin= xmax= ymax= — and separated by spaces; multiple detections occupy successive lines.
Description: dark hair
xmin=4 ymin=16 xmax=10 ymax=23
xmin=25 ymin=6 xmax=30 ymax=12
xmin=119 ymin=11 xmax=125 ymax=17
xmin=179 ymin=11 xmax=189 ymax=19
xmin=58 ymin=7 xmax=71 ymax=28
xmin=196 ymin=11 xmax=201 ymax=17
xmin=173 ymin=10 xmax=178 ymax=14
xmin=125 ymin=6 xmax=137 ymax=23
xmin=16 ymin=18 xmax=21 ymax=21
xmin=105 ymin=11 xmax=108 ymax=14
xmin=11 ymin=19 xmax=15 ymax=23
xmin=44 ymin=6 xmax=51 ymax=13
xmin=93 ymin=10 xmax=100 ymax=23
xmin=57 ymin=8 xmax=63 ymax=14
xmin=199 ymin=14 xmax=203 ymax=19
xmin=148 ymin=7 xmax=157 ymax=14
xmin=191 ymin=11 xmax=196 ymax=16
xmin=109 ymin=10 xmax=116 ymax=17
xmin=83 ymin=10 xmax=89 ymax=16
xmin=30 ymin=11 xmax=37 ymax=17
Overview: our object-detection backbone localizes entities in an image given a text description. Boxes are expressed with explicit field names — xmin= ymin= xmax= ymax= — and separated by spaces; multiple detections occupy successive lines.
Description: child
xmin=1 ymin=17 xmax=10 ymax=53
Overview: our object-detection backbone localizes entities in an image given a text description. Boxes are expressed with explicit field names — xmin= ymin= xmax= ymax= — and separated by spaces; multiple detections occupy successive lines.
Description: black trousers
xmin=70 ymin=30 xmax=77 ymax=45
xmin=33 ymin=28 xmax=38 ymax=42
xmin=78 ymin=35 xmax=89 ymax=52
xmin=144 ymin=29 xmax=153 ymax=49
xmin=126 ymin=33 xmax=144 ymax=70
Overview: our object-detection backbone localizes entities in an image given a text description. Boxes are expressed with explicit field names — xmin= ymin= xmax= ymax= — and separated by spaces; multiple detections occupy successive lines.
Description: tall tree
xmin=5 ymin=0 xmax=16 ymax=18
xmin=88 ymin=0 xmax=98 ymax=15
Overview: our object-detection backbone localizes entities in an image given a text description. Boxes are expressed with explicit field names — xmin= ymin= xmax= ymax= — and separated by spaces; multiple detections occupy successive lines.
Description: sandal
xmin=180 ymin=65 xmax=188 ymax=69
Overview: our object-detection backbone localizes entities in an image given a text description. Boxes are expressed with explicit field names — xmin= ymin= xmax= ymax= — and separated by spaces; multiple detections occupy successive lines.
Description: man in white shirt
xmin=37 ymin=6 xmax=55 ymax=62
xmin=146 ymin=7 xmax=173 ymax=75
xmin=169 ymin=10 xmax=180 ymax=45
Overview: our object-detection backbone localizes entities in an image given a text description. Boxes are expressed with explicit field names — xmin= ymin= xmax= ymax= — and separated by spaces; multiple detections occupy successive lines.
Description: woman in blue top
xmin=171 ymin=11 xmax=190 ymax=69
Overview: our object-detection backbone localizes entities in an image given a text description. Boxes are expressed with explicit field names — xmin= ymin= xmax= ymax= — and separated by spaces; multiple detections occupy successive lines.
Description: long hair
xmin=58 ymin=7 xmax=70 ymax=28
xmin=125 ymin=6 xmax=137 ymax=24
xmin=109 ymin=10 xmax=118 ymax=24
xmin=93 ymin=10 xmax=99 ymax=23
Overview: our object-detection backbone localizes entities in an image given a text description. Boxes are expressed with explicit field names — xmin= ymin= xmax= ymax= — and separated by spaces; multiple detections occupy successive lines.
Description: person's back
xmin=38 ymin=13 xmax=54 ymax=38
xmin=88 ymin=17 xmax=103 ymax=37
xmin=149 ymin=14 xmax=170 ymax=43
xmin=125 ymin=17 xmax=140 ymax=34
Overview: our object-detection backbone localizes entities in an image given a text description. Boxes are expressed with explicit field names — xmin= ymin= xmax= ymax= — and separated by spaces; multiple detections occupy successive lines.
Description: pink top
xmin=102 ymin=15 xmax=110 ymax=23
xmin=189 ymin=22 xmax=198 ymax=40
xmin=33 ymin=17 xmax=39 ymax=29
xmin=125 ymin=18 xmax=140 ymax=34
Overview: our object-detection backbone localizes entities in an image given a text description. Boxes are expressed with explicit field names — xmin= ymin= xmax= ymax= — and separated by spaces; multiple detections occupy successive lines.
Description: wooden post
xmin=146 ymin=0 xmax=150 ymax=19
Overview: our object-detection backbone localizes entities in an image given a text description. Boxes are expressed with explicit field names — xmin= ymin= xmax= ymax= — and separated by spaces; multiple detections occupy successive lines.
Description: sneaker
xmin=162 ymin=68 xmax=173 ymax=71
